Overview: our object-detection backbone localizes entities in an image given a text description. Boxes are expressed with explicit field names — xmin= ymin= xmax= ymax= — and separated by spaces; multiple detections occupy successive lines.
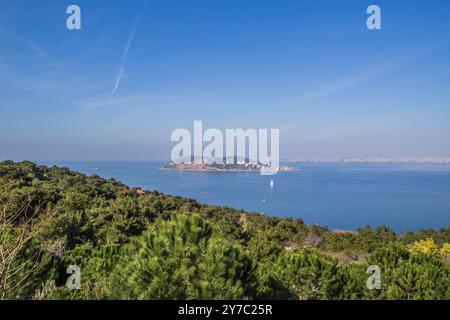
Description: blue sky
xmin=1 ymin=0 xmax=450 ymax=160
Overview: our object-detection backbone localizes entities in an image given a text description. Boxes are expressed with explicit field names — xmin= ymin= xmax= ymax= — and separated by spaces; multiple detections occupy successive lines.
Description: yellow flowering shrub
xmin=411 ymin=238 xmax=450 ymax=258
xmin=412 ymin=238 xmax=439 ymax=255
xmin=440 ymin=243 xmax=450 ymax=257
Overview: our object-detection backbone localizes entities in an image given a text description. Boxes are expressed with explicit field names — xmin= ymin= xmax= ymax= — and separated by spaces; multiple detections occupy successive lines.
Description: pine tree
xmin=265 ymin=248 xmax=340 ymax=300
xmin=387 ymin=253 xmax=450 ymax=300
xmin=108 ymin=214 xmax=253 ymax=299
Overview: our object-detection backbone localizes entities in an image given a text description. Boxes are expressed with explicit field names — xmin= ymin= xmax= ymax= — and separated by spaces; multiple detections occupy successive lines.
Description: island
xmin=162 ymin=161 xmax=298 ymax=172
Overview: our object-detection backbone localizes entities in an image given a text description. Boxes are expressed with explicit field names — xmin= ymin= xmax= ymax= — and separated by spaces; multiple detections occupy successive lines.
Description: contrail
xmin=109 ymin=2 xmax=147 ymax=103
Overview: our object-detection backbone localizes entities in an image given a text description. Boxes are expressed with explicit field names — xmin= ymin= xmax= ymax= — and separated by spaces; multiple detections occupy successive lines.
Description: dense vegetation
xmin=0 ymin=161 xmax=449 ymax=300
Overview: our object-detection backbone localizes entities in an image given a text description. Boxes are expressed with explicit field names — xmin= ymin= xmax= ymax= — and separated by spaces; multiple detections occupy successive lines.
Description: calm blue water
xmin=40 ymin=161 xmax=450 ymax=233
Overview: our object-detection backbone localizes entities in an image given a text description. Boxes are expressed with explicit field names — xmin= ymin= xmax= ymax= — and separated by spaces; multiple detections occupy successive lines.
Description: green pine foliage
xmin=108 ymin=214 xmax=253 ymax=299
xmin=260 ymin=248 xmax=340 ymax=300
xmin=0 ymin=161 xmax=449 ymax=300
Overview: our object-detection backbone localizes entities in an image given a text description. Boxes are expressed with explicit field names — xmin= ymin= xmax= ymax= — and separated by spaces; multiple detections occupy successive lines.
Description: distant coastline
xmin=286 ymin=156 xmax=450 ymax=164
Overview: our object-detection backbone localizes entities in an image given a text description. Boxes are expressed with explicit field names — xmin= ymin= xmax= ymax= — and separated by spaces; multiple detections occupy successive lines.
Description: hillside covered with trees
xmin=0 ymin=161 xmax=449 ymax=300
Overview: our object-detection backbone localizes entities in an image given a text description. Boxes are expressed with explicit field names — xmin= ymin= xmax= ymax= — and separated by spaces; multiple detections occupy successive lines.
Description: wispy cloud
xmin=109 ymin=2 xmax=147 ymax=103
xmin=0 ymin=26 xmax=80 ymax=97
xmin=291 ymin=40 xmax=450 ymax=107
xmin=78 ymin=94 xmax=192 ymax=111
xmin=0 ymin=25 xmax=46 ymax=58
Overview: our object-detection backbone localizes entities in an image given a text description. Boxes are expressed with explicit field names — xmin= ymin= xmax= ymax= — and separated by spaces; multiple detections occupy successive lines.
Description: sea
xmin=40 ymin=161 xmax=450 ymax=233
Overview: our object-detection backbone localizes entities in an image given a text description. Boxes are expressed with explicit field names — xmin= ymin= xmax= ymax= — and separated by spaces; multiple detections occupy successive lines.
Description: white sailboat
xmin=269 ymin=179 xmax=274 ymax=188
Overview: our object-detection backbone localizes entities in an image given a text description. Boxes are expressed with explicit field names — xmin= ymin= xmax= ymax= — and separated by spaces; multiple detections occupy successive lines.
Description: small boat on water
xmin=269 ymin=179 xmax=274 ymax=188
